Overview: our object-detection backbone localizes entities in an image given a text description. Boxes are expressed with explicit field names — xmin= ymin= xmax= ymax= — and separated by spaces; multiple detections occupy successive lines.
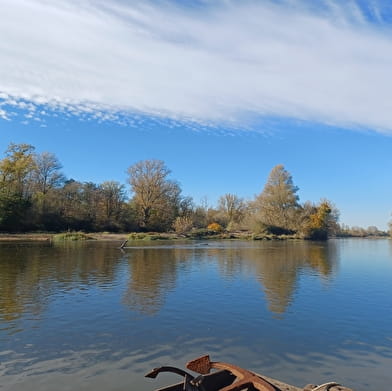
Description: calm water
xmin=0 ymin=239 xmax=391 ymax=391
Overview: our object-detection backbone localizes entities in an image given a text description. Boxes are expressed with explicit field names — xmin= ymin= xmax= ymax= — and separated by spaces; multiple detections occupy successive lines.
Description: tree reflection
xmin=122 ymin=246 xmax=189 ymax=315
xmin=252 ymin=242 xmax=337 ymax=314
xmin=0 ymin=242 xmax=121 ymax=328
xmin=215 ymin=241 xmax=339 ymax=315
xmin=0 ymin=240 xmax=340 ymax=328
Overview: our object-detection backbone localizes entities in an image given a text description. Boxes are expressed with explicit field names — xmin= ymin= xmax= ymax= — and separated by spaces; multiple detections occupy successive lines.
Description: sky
xmin=0 ymin=0 xmax=392 ymax=229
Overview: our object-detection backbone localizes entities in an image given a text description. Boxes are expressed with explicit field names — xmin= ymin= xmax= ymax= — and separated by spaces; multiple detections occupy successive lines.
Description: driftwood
xmin=119 ymin=239 xmax=128 ymax=249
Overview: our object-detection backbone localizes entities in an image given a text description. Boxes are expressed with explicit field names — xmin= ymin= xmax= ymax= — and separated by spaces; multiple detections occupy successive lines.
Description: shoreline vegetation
xmin=0 ymin=230 xmax=389 ymax=242
xmin=1 ymin=143 xmax=390 ymax=239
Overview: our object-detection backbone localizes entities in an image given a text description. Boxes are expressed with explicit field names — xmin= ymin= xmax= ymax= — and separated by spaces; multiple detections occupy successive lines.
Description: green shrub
xmin=128 ymin=232 xmax=171 ymax=241
xmin=128 ymin=232 xmax=147 ymax=240
xmin=53 ymin=232 xmax=92 ymax=241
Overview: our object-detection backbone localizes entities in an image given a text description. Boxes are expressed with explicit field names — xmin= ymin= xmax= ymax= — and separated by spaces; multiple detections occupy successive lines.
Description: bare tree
xmin=127 ymin=160 xmax=181 ymax=230
xmin=33 ymin=152 xmax=65 ymax=194
xmin=218 ymin=193 xmax=246 ymax=227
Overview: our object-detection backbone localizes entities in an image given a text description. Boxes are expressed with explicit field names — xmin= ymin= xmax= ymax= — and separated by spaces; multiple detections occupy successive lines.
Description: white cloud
xmin=0 ymin=109 xmax=10 ymax=121
xmin=1 ymin=0 xmax=392 ymax=131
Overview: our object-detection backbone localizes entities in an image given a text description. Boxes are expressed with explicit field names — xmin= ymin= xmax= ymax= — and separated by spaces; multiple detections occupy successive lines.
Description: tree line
xmin=0 ymin=142 xmax=381 ymax=239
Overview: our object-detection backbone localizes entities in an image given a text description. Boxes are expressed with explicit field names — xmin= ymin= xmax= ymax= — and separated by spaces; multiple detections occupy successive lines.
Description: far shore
xmin=0 ymin=231 xmax=296 ymax=242
xmin=0 ymin=233 xmax=128 ymax=242
xmin=0 ymin=231 xmax=389 ymax=242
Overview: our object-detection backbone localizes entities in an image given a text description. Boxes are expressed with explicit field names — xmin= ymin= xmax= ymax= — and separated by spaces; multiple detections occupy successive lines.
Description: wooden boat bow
xmin=145 ymin=355 xmax=354 ymax=391
xmin=186 ymin=355 xmax=277 ymax=391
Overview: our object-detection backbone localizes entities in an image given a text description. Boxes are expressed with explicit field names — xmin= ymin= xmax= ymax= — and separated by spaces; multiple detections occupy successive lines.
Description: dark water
xmin=0 ymin=239 xmax=391 ymax=391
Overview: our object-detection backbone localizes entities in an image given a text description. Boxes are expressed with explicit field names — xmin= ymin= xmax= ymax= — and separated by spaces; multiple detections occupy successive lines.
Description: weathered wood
xmin=260 ymin=374 xmax=302 ymax=391
xmin=119 ymin=239 xmax=128 ymax=249
xmin=147 ymin=356 xmax=354 ymax=391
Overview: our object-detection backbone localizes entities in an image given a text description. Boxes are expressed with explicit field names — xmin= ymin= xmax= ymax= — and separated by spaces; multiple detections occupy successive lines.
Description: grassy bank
xmin=0 ymin=232 xmax=128 ymax=242
xmin=125 ymin=231 xmax=299 ymax=241
xmin=0 ymin=231 xmax=301 ymax=242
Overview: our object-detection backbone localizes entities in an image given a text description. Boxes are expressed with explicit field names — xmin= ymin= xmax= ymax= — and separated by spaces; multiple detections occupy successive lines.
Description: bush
xmin=127 ymin=232 xmax=172 ymax=240
xmin=128 ymin=232 xmax=147 ymax=240
xmin=207 ymin=222 xmax=223 ymax=232
xmin=252 ymin=220 xmax=295 ymax=235
xmin=188 ymin=228 xmax=216 ymax=239
xmin=173 ymin=216 xmax=193 ymax=234
xmin=53 ymin=232 xmax=92 ymax=241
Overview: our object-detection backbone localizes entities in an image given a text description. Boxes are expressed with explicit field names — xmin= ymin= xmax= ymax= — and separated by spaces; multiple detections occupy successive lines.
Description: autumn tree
xmin=95 ymin=181 xmax=132 ymax=231
xmin=0 ymin=143 xmax=36 ymax=231
xmin=191 ymin=196 xmax=213 ymax=228
xmin=217 ymin=193 xmax=246 ymax=229
xmin=172 ymin=196 xmax=196 ymax=233
xmin=254 ymin=165 xmax=300 ymax=234
xmin=0 ymin=143 xmax=36 ymax=197
xmin=299 ymin=200 xmax=339 ymax=240
xmin=56 ymin=179 xmax=85 ymax=229
xmin=99 ymin=181 xmax=127 ymax=220
xmin=127 ymin=160 xmax=182 ymax=231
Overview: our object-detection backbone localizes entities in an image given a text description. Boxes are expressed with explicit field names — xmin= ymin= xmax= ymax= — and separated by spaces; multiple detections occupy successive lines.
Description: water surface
xmin=0 ymin=239 xmax=391 ymax=390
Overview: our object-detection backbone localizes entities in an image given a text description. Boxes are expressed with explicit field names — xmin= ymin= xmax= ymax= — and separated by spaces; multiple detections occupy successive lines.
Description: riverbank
xmin=0 ymin=231 xmax=388 ymax=242
xmin=0 ymin=233 xmax=128 ymax=242
xmin=0 ymin=231 xmax=298 ymax=242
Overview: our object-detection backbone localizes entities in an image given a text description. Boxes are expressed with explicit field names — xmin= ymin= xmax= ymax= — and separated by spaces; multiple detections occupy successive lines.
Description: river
xmin=0 ymin=239 xmax=391 ymax=390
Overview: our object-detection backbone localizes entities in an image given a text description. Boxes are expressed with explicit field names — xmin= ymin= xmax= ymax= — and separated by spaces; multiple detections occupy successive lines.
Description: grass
xmin=127 ymin=232 xmax=173 ymax=241
xmin=52 ymin=232 xmax=93 ymax=241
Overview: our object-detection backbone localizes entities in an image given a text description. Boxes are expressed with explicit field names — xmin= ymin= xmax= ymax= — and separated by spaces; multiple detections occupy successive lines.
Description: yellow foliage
xmin=309 ymin=202 xmax=331 ymax=229
xmin=207 ymin=222 xmax=223 ymax=232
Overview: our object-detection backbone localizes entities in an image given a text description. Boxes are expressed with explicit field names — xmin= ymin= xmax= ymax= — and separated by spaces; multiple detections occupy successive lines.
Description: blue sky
xmin=1 ymin=0 xmax=392 ymax=229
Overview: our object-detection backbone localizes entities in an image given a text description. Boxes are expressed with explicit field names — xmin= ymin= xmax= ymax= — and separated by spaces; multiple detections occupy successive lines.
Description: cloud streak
xmin=1 ymin=0 xmax=392 ymax=131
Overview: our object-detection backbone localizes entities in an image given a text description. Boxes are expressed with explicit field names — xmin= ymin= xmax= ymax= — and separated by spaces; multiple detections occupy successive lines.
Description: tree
xmin=0 ymin=143 xmax=36 ymax=231
xmin=217 ymin=193 xmax=246 ymax=228
xmin=99 ymin=181 xmax=127 ymax=221
xmin=255 ymin=165 xmax=299 ymax=233
xmin=32 ymin=152 xmax=65 ymax=195
xmin=0 ymin=143 xmax=36 ymax=197
xmin=300 ymin=200 xmax=339 ymax=240
xmin=31 ymin=152 xmax=65 ymax=225
xmin=95 ymin=181 xmax=131 ymax=231
xmin=0 ymin=191 xmax=31 ymax=231
xmin=127 ymin=160 xmax=182 ymax=231
xmin=388 ymin=214 xmax=392 ymax=237
xmin=57 ymin=179 xmax=85 ymax=230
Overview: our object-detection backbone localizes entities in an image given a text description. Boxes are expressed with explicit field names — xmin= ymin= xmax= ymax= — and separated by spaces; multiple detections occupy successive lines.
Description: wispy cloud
xmin=1 ymin=0 xmax=392 ymax=131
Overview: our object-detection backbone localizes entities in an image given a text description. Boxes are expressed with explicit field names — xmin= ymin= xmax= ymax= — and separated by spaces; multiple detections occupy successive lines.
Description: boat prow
xmin=145 ymin=355 xmax=354 ymax=391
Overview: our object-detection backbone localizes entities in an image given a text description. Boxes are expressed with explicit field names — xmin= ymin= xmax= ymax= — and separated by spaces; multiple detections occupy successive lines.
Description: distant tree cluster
xmin=337 ymin=224 xmax=389 ymax=238
xmin=1 ymin=142 xmax=385 ymax=240
xmin=0 ymin=143 xmax=133 ymax=232
xmin=248 ymin=164 xmax=340 ymax=239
